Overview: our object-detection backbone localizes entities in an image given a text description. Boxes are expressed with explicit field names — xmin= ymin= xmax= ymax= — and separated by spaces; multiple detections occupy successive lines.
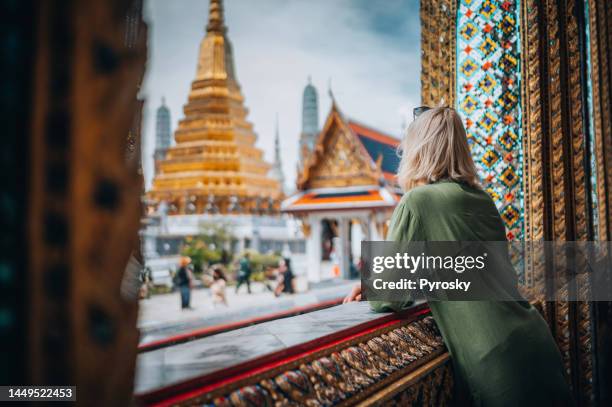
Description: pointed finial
xmin=161 ymin=96 xmax=166 ymax=106
xmin=328 ymin=77 xmax=336 ymax=106
xmin=206 ymin=0 xmax=226 ymax=33
xmin=273 ymin=114 xmax=282 ymax=176
xmin=275 ymin=113 xmax=279 ymax=135
xmin=307 ymin=75 xmax=312 ymax=85
xmin=275 ymin=113 xmax=281 ymax=149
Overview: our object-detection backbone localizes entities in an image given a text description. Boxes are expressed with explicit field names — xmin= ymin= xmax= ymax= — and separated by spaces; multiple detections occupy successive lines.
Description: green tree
xmin=236 ymin=249 xmax=281 ymax=282
xmin=181 ymin=221 xmax=236 ymax=272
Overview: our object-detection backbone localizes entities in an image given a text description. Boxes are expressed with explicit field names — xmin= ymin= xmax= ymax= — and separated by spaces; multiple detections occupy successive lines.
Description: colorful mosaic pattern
xmin=584 ymin=0 xmax=600 ymax=239
xmin=456 ymin=0 xmax=523 ymax=240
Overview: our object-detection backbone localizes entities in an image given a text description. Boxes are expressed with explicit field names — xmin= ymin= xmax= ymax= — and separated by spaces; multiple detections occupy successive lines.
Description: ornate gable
xmin=298 ymin=106 xmax=379 ymax=190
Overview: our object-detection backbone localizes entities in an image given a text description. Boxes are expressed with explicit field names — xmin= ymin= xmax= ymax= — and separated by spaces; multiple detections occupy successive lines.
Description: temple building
xmin=153 ymin=97 xmax=171 ymax=175
xmin=283 ymin=102 xmax=402 ymax=282
xmin=298 ymin=77 xmax=320 ymax=167
xmin=143 ymin=0 xmax=304 ymax=283
xmin=147 ymin=0 xmax=281 ymax=213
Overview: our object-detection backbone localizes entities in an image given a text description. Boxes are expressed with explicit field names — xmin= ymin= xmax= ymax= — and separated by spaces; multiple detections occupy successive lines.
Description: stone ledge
xmin=134 ymin=301 xmax=452 ymax=406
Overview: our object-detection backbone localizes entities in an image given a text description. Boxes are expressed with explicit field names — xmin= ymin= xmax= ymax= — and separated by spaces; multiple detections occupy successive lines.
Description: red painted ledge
xmin=134 ymin=303 xmax=430 ymax=406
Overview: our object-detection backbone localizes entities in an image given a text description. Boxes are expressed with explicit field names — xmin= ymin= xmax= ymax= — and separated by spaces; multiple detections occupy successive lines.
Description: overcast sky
xmin=141 ymin=0 xmax=421 ymax=190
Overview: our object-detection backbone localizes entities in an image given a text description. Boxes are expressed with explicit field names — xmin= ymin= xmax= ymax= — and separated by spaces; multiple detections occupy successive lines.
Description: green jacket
xmin=372 ymin=181 xmax=571 ymax=406
xmin=238 ymin=257 xmax=251 ymax=278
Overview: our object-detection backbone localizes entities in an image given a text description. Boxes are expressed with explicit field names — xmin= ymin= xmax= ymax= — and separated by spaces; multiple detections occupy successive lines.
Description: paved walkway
xmin=138 ymin=278 xmax=356 ymax=344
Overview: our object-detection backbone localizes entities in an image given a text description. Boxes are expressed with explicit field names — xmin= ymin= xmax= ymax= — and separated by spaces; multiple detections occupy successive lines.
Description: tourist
xmin=139 ymin=266 xmax=153 ymax=299
xmin=235 ymin=252 xmax=252 ymax=294
xmin=274 ymin=257 xmax=295 ymax=297
xmin=174 ymin=256 xmax=194 ymax=310
xmin=203 ymin=265 xmax=228 ymax=308
xmin=344 ymin=106 xmax=572 ymax=406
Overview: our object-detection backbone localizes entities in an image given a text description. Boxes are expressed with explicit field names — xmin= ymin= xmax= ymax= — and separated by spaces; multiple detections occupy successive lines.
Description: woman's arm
xmin=370 ymin=300 xmax=413 ymax=312
xmin=343 ymin=284 xmax=412 ymax=312
xmin=369 ymin=196 xmax=420 ymax=312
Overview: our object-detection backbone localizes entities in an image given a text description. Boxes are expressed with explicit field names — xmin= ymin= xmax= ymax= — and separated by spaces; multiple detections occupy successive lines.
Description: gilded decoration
xmin=298 ymin=106 xmax=380 ymax=190
xmin=147 ymin=0 xmax=282 ymax=214
xmin=420 ymin=0 xmax=457 ymax=107
xmin=307 ymin=127 xmax=377 ymax=189
xmin=518 ymin=0 xmax=612 ymax=402
xmin=169 ymin=316 xmax=453 ymax=407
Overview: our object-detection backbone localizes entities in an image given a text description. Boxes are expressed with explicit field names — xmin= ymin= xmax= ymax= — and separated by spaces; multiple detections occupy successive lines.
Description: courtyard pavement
xmin=138 ymin=278 xmax=356 ymax=344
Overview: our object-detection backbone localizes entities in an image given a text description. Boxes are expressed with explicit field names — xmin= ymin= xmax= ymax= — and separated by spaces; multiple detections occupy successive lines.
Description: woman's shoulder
xmin=399 ymin=181 xmax=487 ymax=213
xmin=390 ymin=186 xmax=431 ymax=225
xmin=399 ymin=183 xmax=448 ymax=208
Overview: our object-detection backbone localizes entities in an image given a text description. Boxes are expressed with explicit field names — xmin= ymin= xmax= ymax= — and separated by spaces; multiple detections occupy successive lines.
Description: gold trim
xmin=355 ymin=353 xmax=451 ymax=406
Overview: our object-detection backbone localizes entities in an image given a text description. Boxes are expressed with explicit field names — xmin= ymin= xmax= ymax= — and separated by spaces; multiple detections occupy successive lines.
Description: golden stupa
xmin=148 ymin=0 xmax=282 ymax=215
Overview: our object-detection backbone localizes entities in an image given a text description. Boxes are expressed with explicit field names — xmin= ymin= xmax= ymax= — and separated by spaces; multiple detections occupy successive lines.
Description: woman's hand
xmin=343 ymin=283 xmax=362 ymax=303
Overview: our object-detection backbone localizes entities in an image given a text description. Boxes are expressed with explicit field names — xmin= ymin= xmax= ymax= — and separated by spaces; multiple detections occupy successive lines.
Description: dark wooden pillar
xmin=9 ymin=0 xmax=148 ymax=404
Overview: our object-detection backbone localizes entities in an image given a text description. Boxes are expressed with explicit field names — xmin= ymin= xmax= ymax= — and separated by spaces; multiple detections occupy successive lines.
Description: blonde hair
xmin=397 ymin=107 xmax=480 ymax=191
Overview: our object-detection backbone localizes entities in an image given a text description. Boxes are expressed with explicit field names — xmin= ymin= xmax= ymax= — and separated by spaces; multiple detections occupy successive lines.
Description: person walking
xmin=235 ymin=252 xmax=252 ymax=294
xmin=174 ymin=256 xmax=194 ymax=310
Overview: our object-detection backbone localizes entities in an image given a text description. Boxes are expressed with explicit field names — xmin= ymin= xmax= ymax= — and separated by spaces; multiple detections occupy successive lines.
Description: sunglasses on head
xmin=413 ymin=106 xmax=432 ymax=119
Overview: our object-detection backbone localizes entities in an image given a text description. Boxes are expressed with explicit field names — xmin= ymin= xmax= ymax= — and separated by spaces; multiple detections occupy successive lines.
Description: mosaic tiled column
xmin=455 ymin=0 xmax=523 ymax=240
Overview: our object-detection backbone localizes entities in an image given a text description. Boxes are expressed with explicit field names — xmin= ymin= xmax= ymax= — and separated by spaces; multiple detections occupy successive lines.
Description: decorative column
xmin=306 ymin=216 xmax=322 ymax=283
xmin=338 ymin=217 xmax=351 ymax=279
xmin=420 ymin=0 xmax=457 ymax=107
xmin=368 ymin=214 xmax=382 ymax=241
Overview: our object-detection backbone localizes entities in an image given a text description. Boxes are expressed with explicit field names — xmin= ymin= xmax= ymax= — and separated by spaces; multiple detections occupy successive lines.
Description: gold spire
xmin=148 ymin=0 xmax=282 ymax=215
xmin=196 ymin=0 xmax=235 ymax=81
xmin=206 ymin=0 xmax=226 ymax=33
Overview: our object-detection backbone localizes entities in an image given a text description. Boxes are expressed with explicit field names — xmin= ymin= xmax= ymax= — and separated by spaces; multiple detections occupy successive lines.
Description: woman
xmin=344 ymin=107 xmax=571 ymax=406
xmin=274 ymin=257 xmax=295 ymax=297
xmin=205 ymin=265 xmax=228 ymax=308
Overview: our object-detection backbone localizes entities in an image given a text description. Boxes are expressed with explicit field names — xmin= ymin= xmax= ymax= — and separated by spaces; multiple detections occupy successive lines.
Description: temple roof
xmin=347 ymin=120 xmax=400 ymax=180
xmin=286 ymin=105 xmax=402 ymax=214
xmin=296 ymin=103 xmax=401 ymax=190
xmin=282 ymin=186 xmax=400 ymax=213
